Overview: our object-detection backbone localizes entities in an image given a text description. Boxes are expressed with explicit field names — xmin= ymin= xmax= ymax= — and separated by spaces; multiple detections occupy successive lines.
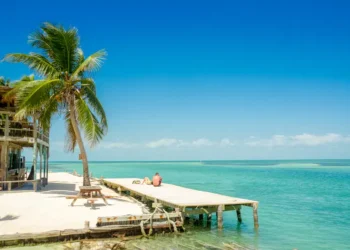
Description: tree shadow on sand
xmin=42 ymin=182 xmax=77 ymax=191
xmin=0 ymin=215 xmax=20 ymax=221
xmin=42 ymin=190 xmax=78 ymax=196
xmin=40 ymin=182 xmax=79 ymax=196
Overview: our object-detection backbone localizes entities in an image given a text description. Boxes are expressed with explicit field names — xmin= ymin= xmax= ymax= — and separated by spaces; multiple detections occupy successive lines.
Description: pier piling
xmin=253 ymin=203 xmax=259 ymax=228
xmin=199 ymin=214 xmax=204 ymax=221
xmin=217 ymin=205 xmax=223 ymax=229
xmin=236 ymin=207 xmax=242 ymax=223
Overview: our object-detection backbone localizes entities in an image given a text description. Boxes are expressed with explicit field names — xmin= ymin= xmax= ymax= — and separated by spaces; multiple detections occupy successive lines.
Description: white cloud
xmin=176 ymin=140 xmax=190 ymax=147
xmin=290 ymin=133 xmax=343 ymax=146
xmin=146 ymin=138 xmax=214 ymax=148
xmin=192 ymin=138 xmax=213 ymax=147
xmin=100 ymin=142 xmax=136 ymax=149
xmin=246 ymin=133 xmax=350 ymax=147
xmin=146 ymin=138 xmax=179 ymax=148
xmin=220 ymin=138 xmax=235 ymax=147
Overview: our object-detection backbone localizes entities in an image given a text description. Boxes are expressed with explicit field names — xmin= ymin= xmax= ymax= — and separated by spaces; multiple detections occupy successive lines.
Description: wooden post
xmin=236 ymin=207 xmax=242 ymax=223
xmin=2 ymin=114 xmax=9 ymax=188
xmin=175 ymin=207 xmax=184 ymax=223
xmin=1 ymin=142 xmax=9 ymax=188
xmin=46 ymin=146 xmax=49 ymax=185
xmin=217 ymin=205 xmax=223 ymax=229
xmin=43 ymin=147 xmax=46 ymax=186
xmin=4 ymin=114 xmax=9 ymax=139
xmin=8 ymin=182 xmax=11 ymax=191
xmin=33 ymin=181 xmax=37 ymax=191
xmin=32 ymin=117 xmax=38 ymax=181
xmin=253 ymin=203 xmax=259 ymax=228
xmin=39 ymin=144 xmax=43 ymax=181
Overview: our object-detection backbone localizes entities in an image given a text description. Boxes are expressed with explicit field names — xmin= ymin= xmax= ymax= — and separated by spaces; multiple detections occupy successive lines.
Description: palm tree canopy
xmin=3 ymin=23 xmax=108 ymax=151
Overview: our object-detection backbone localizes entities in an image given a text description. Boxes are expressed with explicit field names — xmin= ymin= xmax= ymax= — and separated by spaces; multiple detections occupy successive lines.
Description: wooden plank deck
xmin=104 ymin=178 xmax=259 ymax=228
xmin=104 ymin=178 xmax=257 ymax=207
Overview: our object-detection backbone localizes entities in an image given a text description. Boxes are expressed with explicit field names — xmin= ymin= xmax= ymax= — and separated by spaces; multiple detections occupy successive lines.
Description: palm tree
xmin=0 ymin=77 xmax=10 ymax=86
xmin=3 ymin=23 xmax=108 ymax=186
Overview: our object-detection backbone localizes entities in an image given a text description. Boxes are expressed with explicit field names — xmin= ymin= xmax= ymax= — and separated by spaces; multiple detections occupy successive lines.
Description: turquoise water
xmin=43 ymin=160 xmax=350 ymax=249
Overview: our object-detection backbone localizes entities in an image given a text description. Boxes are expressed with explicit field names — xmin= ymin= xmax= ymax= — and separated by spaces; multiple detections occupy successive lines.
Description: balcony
xmin=0 ymin=121 xmax=49 ymax=146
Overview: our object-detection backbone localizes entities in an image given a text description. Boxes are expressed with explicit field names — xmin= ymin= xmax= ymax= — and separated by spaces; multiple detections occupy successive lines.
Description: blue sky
xmin=1 ymin=0 xmax=350 ymax=160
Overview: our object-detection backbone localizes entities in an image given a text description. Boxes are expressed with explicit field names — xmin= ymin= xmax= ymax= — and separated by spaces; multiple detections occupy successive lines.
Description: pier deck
xmin=104 ymin=178 xmax=259 ymax=228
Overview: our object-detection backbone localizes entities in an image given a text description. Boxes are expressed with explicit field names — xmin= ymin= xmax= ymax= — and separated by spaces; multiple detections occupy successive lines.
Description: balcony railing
xmin=0 ymin=121 xmax=49 ymax=144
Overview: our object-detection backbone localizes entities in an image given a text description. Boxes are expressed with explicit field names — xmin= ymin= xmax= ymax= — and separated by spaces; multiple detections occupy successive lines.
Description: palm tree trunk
xmin=69 ymin=100 xmax=91 ymax=186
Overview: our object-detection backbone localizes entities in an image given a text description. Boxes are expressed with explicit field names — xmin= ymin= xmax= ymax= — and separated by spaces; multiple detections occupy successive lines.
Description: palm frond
xmin=0 ymin=77 xmax=5 ymax=86
xmin=15 ymin=79 xmax=61 ymax=110
xmin=81 ymin=85 xmax=107 ymax=130
xmin=12 ymin=80 xmax=59 ymax=130
xmin=38 ymin=96 xmax=59 ymax=130
xmin=13 ymin=108 xmax=31 ymax=121
xmin=20 ymin=74 xmax=35 ymax=82
xmin=29 ymin=30 xmax=54 ymax=59
xmin=2 ymin=53 xmax=59 ymax=78
xmin=5 ymin=79 xmax=46 ymax=102
xmin=76 ymin=48 xmax=85 ymax=66
xmin=38 ymin=22 xmax=80 ymax=74
xmin=0 ymin=77 xmax=11 ymax=86
xmin=77 ymin=78 xmax=96 ymax=93
xmin=71 ymin=49 xmax=106 ymax=78
xmin=75 ymin=95 xmax=104 ymax=147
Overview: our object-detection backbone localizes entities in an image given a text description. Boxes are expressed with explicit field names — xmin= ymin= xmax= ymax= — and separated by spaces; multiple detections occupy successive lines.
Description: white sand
xmin=0 ymin=173 xmax=143 ymax=235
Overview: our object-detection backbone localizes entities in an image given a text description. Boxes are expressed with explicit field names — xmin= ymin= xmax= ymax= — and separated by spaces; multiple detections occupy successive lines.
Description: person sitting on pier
xmin=152 ymin=172 xmax=162 ymax=187
xmin=141 ymin=173 xmax=162 ymax=186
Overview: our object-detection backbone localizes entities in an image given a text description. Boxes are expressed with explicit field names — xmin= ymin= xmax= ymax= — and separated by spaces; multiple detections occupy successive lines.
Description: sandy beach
xmin=0 ymin=172 xmax=143 ymax=235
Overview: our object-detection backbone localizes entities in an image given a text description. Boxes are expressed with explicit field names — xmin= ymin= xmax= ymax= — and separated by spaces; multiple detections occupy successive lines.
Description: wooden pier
xmin=103 ymin=178 xmax=259 ymax=229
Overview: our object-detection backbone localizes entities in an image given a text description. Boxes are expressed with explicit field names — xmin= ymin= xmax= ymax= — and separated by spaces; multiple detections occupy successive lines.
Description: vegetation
xmin=3 ymin=23 xmax=108 ymax=186
xmin=0 ymin=77 xmax=10 ymax=86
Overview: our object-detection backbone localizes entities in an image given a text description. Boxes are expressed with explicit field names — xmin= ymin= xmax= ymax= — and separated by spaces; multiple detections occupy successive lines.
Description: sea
xmin=12 ymin=160 xmax=350 ymax=250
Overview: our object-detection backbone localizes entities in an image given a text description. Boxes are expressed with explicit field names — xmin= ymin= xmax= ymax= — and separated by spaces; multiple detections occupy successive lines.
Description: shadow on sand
xmin=42 ymin=182 xmax=77 ymax=191
xmin=40 ymin=182 xmax=78 ymax=196
xmin=0 ymin=215 xmax=20 ymax=221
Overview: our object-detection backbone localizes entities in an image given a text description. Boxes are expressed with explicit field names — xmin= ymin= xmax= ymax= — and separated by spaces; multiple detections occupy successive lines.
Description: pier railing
xmin=0 ymin=179 xmax=40 ymax=191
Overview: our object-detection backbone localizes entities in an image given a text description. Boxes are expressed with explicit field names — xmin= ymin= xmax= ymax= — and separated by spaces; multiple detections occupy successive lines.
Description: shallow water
xmin=13 ymin=160 xmax=350 ymax=249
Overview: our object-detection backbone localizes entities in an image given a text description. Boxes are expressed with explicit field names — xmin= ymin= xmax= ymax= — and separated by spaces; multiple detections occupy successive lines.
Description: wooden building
xmin=0 ymin=86 xmax=49 ymax=191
